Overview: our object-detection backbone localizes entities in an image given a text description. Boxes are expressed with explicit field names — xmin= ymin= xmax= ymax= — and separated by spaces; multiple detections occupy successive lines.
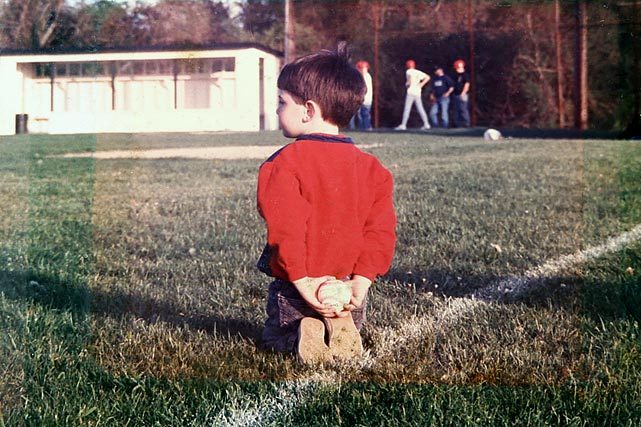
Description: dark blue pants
xmin=261 ymin=279 xmax=367 ymax=353
xmin=453 ymin=94 xmax=470 ymax=127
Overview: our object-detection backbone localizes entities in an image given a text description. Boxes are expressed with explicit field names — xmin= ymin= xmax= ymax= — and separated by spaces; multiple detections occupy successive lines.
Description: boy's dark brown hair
xmin=277 ymin=44 xmax=366 ymax=128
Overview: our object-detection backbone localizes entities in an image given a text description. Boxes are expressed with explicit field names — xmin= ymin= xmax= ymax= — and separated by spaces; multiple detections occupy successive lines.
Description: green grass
xmin=1 ymin=131 xmax=640 ymax=425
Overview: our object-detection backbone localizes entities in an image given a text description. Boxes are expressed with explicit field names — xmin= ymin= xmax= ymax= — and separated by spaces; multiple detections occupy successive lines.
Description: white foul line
xmin=212 ymin=379 xmax=329 ymax=427
xmin=475 ymin=223 xmax=641 ymax=301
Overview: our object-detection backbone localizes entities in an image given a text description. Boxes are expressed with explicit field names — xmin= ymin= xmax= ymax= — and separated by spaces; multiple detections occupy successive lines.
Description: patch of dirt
xmin=60 ymin=144 xmax=381 ymax=160
xmin=62 ymin=145 xmax=283 ymax=160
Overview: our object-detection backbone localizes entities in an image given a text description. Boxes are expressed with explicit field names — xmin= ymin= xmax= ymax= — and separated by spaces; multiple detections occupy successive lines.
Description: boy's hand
xmin=292 ymin=276 xmax=339 ymax=317
xmin=342 ymin=275 xmax=372 ymax=311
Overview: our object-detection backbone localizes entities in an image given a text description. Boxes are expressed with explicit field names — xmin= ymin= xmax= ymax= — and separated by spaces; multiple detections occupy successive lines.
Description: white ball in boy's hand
xmin=317 ymin=280 xmax=352 ymax=313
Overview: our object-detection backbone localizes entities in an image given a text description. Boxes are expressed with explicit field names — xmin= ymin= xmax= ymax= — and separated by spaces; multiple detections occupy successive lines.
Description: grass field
xmin=1 ymin=130 xmax=640 ymax=426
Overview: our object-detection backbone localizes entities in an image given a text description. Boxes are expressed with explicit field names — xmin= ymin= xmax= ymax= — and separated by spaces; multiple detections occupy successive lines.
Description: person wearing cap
xmin=429 ymin=66 xmax=454 ymax=128
xmin=395 ymin=59 xmax=431 ymax=131
xmin=452 ymin=59 xmax=470 ymax=127
xmin=355 ymin=60 xmax=373 ymax=130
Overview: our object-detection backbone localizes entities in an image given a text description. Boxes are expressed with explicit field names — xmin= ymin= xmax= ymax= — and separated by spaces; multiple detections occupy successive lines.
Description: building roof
xmin=0 ymin=42 xmax=282 ymax=58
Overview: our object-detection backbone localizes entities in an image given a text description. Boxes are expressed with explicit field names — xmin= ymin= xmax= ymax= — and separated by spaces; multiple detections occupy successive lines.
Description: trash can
xmin=15 ymin=114 xmax=28 ymax=134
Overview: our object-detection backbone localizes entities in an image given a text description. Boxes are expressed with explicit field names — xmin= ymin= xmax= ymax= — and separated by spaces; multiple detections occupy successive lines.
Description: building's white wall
xmin=45 ymin=110 xmax=228 ymax=134
xmin=0 ymin=59 xmax=22 ymax=135
xmin=235 ymin=50 xmax=260 ymax=131
xmin=0 ymin=47 xmax=281 ymax=136
xmin=263 ymin=53 xmax=281 ymax=131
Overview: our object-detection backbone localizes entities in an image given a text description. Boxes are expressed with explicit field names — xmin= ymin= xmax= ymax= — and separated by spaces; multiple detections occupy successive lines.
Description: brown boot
xmin=296 ymin=317 xmax=329 ymax=364
xmin=325 ymin=313 xmax=363 ymax=361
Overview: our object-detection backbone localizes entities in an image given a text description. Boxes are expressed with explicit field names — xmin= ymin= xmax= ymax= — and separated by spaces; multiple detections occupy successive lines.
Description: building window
xmin=68 ymin=63 xmax=81 ymax=77
xmin=212 ymin=57 xmax=235 ymax=73
xmin=133 ymin=61 xmax=145 ymax=75
xmin=143 ymin=60 xmax=173 ymax=75
xmin=118 ymin=61 xmax=133 ymax=76
xmin=144 ymin=61 xmax=159 ymax=75
xmin=34 ymin=63 xmax=53 ymax=78
xmin=36 ymin=62 xmax=110 ymax=78
xmin=157 ymin=60 xmax=173 ymax=75
xmin=55 ymin=63 xmax=68 ymax=77
xmin=81 ymin=62 xmax=105 ymax=77
xmin=178 ymin=58 xmax=209 ymax=75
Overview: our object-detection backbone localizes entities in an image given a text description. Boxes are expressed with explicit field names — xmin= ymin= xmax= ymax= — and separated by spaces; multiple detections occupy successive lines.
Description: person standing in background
xmin=355 ymin=60 xmax=373 ymax=130
xmin=429 ymin=66 xmax=454 ymax=128
xmin=395 ymin=59 xmax=431 ymax=131
xmin=452 ymin=59 xmax=470 ymax=128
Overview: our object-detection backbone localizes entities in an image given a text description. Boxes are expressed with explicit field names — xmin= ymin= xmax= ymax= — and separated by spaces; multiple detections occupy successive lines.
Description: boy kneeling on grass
xmin=257 ymin=45 xmax=397 ymax=364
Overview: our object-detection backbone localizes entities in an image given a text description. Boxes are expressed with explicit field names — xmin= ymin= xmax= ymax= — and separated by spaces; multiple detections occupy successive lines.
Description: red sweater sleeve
xmin=257 ymin=159 xmax=311 ymax=282
xmin=353 ymin=166 xmax=397 ymax=281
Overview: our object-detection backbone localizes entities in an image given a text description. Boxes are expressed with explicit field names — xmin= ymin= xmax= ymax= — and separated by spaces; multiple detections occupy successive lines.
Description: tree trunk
xmin=574 ymin=0 xmax=588 ymax=130
xmin=373 ymin=1 xmax=381 ymax=129
xmin=624 ymin=0 xmax=641 ymax=137
xmin=467 ymin=0 xmax=476 ymax=126
xmin=555 ymin=0 xmax=565 ymax=128
xmin=284 ymin=0 xmax=295 ymax=64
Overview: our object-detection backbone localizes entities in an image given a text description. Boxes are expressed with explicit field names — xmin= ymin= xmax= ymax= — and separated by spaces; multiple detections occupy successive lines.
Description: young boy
xmin=257 ymin=46 xmax=396 ymax=363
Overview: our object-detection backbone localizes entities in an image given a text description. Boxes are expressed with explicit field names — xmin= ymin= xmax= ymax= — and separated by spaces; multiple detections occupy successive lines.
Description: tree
xmin=204 ymin=0 xmax=238 ymax=43
xmin=0 ymin=0 xmax=74 ymax=49
xmin=73 ymin=0 xmax=135 ymax=48
xmin=238 ymin=0 xmax=282 ymax=36
xmin=133 ymin=0 xmax=214 ymax=47
xmin=127 ymin=0 xmax=237 ymax=47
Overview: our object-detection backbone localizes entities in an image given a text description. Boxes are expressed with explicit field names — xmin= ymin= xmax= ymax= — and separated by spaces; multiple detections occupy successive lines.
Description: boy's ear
xmin=303 ymin=100 xmax=319 ymax=123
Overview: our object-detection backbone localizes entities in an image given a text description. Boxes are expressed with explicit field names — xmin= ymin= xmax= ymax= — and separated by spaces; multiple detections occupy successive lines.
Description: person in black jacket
xmin=429 ymin=66 xmax=454 ymax=128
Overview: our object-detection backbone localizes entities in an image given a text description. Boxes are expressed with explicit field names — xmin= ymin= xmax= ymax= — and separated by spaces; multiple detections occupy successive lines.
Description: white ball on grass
xmin=483 ymin=128 xmax=502 ymax=141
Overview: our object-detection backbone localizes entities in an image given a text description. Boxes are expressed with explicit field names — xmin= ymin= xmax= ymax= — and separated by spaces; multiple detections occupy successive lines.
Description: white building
xmin=0 ymin=43 xmax=281 ymax=135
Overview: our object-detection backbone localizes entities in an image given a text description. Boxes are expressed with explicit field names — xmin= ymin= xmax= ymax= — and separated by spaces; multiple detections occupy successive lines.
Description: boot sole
xmin=326 ymin=314 xmax=363 ymax=361
xmin=296 ymin=317 xmax=329 ymax=364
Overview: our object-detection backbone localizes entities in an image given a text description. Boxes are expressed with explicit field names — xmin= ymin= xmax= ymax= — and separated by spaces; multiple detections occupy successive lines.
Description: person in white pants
xmin=395 ymin=59 xmax=431 ymax=130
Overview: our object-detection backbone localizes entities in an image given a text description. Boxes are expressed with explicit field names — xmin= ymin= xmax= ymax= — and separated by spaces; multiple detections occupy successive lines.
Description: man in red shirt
xmin=258 ymin=46 xmax=397 ymax=363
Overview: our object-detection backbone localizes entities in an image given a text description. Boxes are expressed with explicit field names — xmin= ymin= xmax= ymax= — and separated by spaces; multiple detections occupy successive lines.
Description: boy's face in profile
xmin=277 ymin=90 xmax=307 ymax=138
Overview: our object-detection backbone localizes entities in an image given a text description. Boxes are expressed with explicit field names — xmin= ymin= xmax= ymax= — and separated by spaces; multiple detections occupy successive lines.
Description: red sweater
xmin=257 ymin=133 xmax=396 ymax=282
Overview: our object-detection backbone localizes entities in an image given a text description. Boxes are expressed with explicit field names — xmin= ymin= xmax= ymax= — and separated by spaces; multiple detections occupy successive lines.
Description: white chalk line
xmin=211 ymin=377 xmax=333 ymax=427
xmin=474 ymin=223 xmax=641 ymax=301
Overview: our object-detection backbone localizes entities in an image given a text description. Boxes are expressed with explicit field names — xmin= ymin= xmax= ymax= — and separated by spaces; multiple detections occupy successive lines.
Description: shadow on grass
xmin=0 ymin=268 xmax=91 ymax=316
xmin=386 ymin=267 xmax=584 ymax=311
xmin=357 ymin=127 xmax=622 ymax=140
xmin=580 ymin=274 xmax=641 ymax=323
xmin=0 ymin=268 xmax=262 ymax=343
xmin=386 ymin=259 xmax=641 ymax=324
xmin=90 ymin=287 xmax=263 ymax=342
xmin=4 ymin=260 xmax=636 ymax=345
xmin=386 ymin=267 xmax=494 ymax=296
